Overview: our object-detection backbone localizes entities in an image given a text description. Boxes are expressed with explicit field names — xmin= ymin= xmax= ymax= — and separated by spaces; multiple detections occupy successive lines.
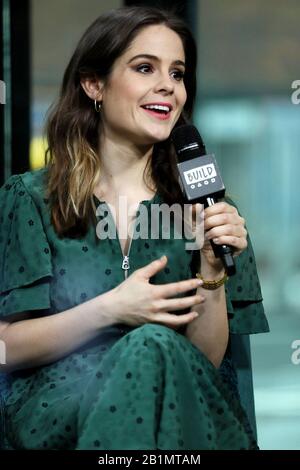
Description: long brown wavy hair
xmin=45 ymin=6 xmax=197 ymax=238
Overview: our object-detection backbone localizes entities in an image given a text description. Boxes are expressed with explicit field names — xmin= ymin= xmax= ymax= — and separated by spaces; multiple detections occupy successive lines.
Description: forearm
xmin=184 ymin=260 xmax=229 ymax=368
xmin=0 ymin=290 xmax=117 ymax=373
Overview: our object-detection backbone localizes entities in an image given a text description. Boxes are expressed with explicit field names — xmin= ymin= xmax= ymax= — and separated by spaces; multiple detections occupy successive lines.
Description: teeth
xmin=144 ymin=104 xmax=170 ymax=112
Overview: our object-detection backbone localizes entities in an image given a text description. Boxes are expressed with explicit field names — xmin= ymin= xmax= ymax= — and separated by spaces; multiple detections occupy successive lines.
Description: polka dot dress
xmin=0 ymin=168 xmax=269 ymax=450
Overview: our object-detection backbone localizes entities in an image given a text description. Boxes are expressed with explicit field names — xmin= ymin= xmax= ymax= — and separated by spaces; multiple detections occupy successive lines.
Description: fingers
xmin=203 ymin=202 xmax=247 ymax=253
xmin=211 ymin=235 xmax=248 ymax=254
xmin=204 ymin=206 xmax=243 ymax=232
xmin=155 ymin=277 xmax=203 ymax=299
xmin=139 ymin=255 xmax=168 ymax=279
xmin=149 ymin=311 xmax=199 ymax=329
xmin=204 ymin=201 xmax=237 ymax=219
xmin=205 ymin=223 xmax=247 ymax=241
xmin=154 ymin=293 xmax=205 ymax=313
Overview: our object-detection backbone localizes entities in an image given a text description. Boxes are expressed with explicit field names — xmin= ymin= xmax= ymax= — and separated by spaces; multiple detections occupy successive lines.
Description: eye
xmin=171 ymin=69 xmax=185 ymax=82
xmin=135 ymin=63 xmax=153 ymax=74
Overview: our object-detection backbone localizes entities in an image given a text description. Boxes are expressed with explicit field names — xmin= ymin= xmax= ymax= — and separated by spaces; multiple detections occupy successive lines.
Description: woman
xmin=0 ymin=6 xmax=269 ymax=450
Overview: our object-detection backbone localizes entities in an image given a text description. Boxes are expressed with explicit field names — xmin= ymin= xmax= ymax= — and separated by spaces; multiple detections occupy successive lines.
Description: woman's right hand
xmin=108 ymin=255 xmax=205 ymax=330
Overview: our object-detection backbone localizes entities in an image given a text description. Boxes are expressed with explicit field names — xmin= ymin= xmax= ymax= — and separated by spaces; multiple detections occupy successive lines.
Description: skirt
xmin=4 ymin=323 xmax=257 ymax=450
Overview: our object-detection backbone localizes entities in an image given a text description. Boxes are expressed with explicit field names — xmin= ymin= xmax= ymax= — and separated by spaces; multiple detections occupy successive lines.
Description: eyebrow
xmin=127 ymin=54 xmax=185 ymax=68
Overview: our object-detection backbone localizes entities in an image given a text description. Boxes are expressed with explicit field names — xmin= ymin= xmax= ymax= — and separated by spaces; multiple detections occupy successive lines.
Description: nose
xmin=154 ymin=71 xmax=174 ymax=95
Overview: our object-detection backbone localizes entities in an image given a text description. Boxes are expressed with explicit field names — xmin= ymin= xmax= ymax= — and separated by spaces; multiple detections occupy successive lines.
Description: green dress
xmin=0 ymin=167 xmax=269 ymax=450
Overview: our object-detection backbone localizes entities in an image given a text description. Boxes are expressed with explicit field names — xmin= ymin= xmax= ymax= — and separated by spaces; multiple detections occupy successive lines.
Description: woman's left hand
xmin=192 ymin=202 xmax=248 ymax=271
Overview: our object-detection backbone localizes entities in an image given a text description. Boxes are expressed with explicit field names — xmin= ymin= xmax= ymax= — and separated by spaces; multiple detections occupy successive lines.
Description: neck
xmin=97 ymin=134 xmax=155 ymax=194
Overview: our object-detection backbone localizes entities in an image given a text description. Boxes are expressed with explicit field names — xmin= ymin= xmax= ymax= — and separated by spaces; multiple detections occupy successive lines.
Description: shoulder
xmin=0 ymin=168 xmax=53 ymax=317
xmin=20 ymin=166 xmax=49 ymax=203
xmin=1 ymin=167 xmax=48 ymax=191
xmin=0 ymin=167 xmax=51 ymax=232
xmin=1 ymin=166 xmax=49 ymax=208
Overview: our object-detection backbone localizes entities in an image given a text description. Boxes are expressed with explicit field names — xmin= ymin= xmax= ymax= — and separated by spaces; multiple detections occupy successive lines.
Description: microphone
xmin=171 ymin=124 xmax=236 ymax=276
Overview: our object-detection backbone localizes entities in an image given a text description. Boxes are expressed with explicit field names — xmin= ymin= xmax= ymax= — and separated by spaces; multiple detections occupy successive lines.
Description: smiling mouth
xmin=141 ymin=103 xmax=172 ymax=112
xmin=140 ymin=106 xmax=172 ymax=120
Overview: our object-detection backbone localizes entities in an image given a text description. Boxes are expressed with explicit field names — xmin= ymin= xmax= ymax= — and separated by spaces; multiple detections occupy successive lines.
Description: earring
xmin=94 ymin=100 xmax=102 ymax=112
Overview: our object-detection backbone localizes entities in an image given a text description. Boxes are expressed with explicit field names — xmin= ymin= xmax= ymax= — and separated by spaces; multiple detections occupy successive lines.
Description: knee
xmin=135 ymin=323 xmax=170 ymax=338
xmin=129 ymin=323 xmax=179 ymax=349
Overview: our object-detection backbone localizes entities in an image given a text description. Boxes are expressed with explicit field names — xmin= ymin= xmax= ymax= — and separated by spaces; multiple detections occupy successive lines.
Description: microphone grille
xmin=171 ymin=125 xmax=204 ymax=153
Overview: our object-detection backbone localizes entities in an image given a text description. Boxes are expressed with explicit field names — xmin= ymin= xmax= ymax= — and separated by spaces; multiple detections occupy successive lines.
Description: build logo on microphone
xmin=183 ymin=163 xmax=217 ymax=189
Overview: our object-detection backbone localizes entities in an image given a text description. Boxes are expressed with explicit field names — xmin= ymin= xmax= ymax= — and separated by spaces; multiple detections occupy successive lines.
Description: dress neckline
xmin=93 ymin=191 xmax=160 ymax=206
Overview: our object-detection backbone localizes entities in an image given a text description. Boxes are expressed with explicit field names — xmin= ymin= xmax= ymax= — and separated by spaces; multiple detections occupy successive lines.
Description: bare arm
xmin=184 ymin=258 xmax=229 ymax=369
xmin=184 ymin=201 xmax=247 ymax=368
xmin=0 ymin=257 xmax=204 ymax=373
xmin=0 ymin=290 xmax=116 ymax=373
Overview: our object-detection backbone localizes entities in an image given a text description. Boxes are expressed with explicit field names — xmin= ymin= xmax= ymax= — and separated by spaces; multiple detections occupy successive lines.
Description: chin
xmin=143 ymin=127 xmax=172 ymax=144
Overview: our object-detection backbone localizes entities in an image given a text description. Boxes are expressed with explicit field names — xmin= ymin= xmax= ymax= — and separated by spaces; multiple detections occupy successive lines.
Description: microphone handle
xmin=205 ymin=197 xmax=236 ymax=276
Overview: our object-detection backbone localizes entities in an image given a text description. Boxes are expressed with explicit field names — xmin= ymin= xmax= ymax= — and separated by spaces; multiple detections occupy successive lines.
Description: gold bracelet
xmin=196 ymin=271 xmax=228 ymax=290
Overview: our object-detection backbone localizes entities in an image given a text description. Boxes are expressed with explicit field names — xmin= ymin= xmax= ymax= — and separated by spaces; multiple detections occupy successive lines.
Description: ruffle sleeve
xmin=225 ymin=231 xmax=269 ymax=334
xmin=224 ymin=197 xmax=269 ymax=334
xmin=0 ymin=174 xmax=53 ymax=318
xmin=189 ymin=198 xmax=269 ymax=335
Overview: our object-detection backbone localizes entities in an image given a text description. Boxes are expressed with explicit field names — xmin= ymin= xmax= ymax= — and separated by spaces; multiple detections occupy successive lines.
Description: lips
xmin=141 ymin=102 xmax=173 ymax=113
xmin=140 ymin=102 xmax=173 ymax=121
